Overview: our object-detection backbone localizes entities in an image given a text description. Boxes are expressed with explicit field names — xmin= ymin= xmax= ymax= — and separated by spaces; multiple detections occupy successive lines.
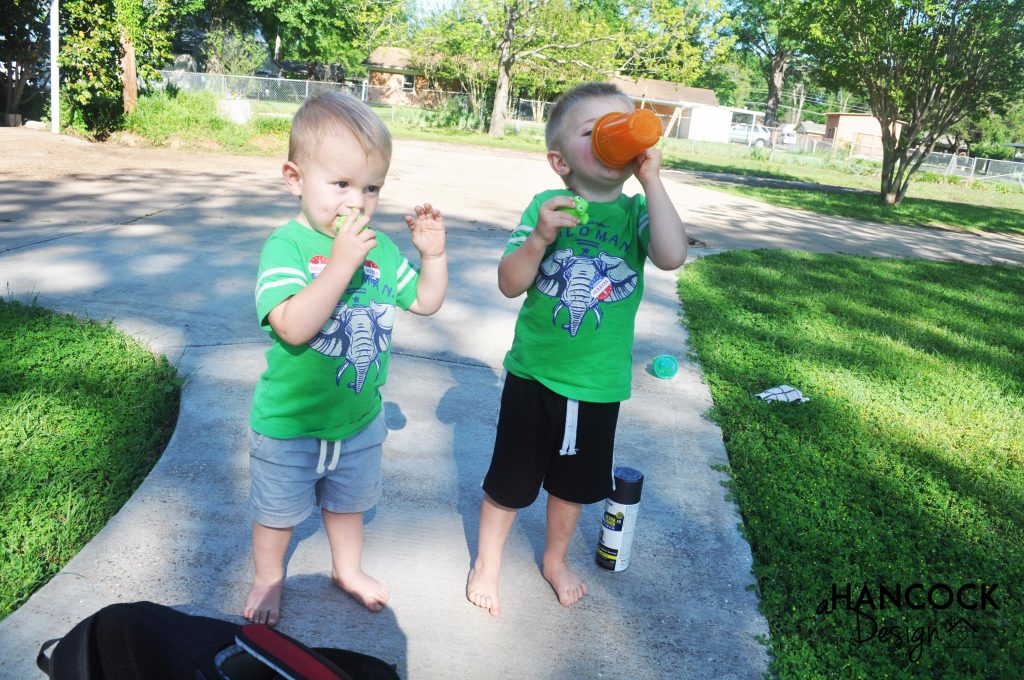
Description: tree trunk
xmin=838 ymin=90 xmax=851 ymax=114
xmin=4 ymin=62 xmax=31 ymax=116
xmin=791 ymin=83 xmax=805 ymax=125
xmin=764 ymin=49 xmax=789 ymax=127
xmin=488 ymin=58 xmax=512 ymax=137
xmin=120 ymin=31 xmax=138 ymax=115
xmin=488 ymin=9 xmax=517 ymax=138
xmin=879 ymin=133 xmax=900 ymax=205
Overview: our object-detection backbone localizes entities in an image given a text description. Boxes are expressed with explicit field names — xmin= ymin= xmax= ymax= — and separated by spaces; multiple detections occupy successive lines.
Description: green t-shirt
xmin=503 ymin=189 xmax=651 ymax=402
xmin=250 ymin=220 xmax=419 ymax=440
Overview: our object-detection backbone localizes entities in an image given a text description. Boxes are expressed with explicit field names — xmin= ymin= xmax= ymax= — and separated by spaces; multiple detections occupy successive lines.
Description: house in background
xmin=364 ymin=47 xmax=428 ymax=105
xmin=824 ymin=112 xmax=903 ymax=158
xmin=798 ymin=121 xmax=827 ymax=138
xmin=611 ymin=76 xmax=732 ymax=143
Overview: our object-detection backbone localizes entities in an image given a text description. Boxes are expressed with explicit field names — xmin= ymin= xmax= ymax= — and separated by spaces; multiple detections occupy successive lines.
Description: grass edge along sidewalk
xmin=677 ymin=249 xmax=1022 ymax=679
xmin=0 ymin=299 xmax=181 ymax=620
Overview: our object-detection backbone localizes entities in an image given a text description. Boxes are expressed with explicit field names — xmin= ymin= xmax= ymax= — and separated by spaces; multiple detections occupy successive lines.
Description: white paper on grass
xmin=755 ymin=385 xmax=810 ymax=403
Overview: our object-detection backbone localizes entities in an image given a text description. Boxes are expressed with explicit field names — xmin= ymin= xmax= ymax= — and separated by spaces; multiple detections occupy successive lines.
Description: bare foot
xmin=244 ymin=578 xmax=283 ymax=626
xmin=466 ymin=563 xmax=501 ymax=616
xmin=333 ymin=569 xmax=389 ymax=612
xmin=542 ymin=560 xmax=587 ymax=607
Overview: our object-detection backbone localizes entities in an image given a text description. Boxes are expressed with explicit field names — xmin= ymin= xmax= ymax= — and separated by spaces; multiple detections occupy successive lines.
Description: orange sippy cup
xmin=591 ymin=108 xmax=662 ymax=168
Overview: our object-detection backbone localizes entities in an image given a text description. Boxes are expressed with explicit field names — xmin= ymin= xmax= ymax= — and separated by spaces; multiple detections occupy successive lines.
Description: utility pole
xmin=50 ymin=0 xmax=59 ymax=133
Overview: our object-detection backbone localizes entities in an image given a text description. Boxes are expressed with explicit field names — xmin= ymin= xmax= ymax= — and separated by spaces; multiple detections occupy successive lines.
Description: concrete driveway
xmin=1 ymin=128 xmax=1019 ymax=679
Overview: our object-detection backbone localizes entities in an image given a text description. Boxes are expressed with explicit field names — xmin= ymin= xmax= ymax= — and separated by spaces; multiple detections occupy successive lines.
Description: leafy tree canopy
xmin=800 ymin=0 xmax=1024 ymax=205
xmin=250 ymin=0 xmax=409 ymax=77
xmin=59 ymin=0 xmax=185 ymax=135
xmin=1 ymin=0 xmax=50 ymax=116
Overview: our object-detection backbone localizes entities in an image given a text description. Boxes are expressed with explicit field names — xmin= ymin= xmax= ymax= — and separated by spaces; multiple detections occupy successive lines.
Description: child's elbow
xmin=410 ymin=296 xmax=444 ymax=316
xmin=276 ymin=328 xmax=314 ymax=347
xmin=651 ymin=249 xmax=688 ymax=271
xmin=659 ymin=254 xmax=688 ymax=271
xmin=498 ymin=279 xmax=521 ymax=298
xmin=496 ymin=269 xmax=521 ymax=298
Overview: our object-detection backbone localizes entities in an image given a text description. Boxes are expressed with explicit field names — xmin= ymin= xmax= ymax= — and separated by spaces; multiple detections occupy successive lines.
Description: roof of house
xmin=364 ymin=47 xmax=416 ymax=70
xmin=611 ymin=76 xmax=718 ymax=107
xmin=799 ymin=121 xmax=827 ymax=135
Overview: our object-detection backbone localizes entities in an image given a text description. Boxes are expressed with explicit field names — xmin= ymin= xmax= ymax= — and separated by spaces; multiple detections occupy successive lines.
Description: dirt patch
xmin=0 ymin=127 xmax=272 ymax=182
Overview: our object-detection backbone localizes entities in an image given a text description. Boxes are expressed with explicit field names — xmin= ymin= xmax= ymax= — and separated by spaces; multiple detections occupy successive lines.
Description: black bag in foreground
xmin=36 ymin=601 xmax=400 ymax=680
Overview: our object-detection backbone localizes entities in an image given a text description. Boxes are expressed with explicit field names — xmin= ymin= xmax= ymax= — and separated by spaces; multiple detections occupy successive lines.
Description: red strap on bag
xmin=235 ymin=625 xmax=352 ymax=680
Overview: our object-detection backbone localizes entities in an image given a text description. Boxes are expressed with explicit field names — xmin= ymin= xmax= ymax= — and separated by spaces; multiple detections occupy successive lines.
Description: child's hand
xmin=632 ymin=147 xmax=663 ymax=187
xmin=329 ymin=209 xmax=376 ymax=274
xmin=405 ymin=203 xmax=446 ymax=259
xmin=533 ymin=195 xmax=580 ymax=246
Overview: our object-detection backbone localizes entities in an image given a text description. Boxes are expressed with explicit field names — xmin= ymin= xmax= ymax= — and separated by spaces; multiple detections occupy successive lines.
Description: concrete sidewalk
xmin=1 ymin=133 xmax=1019 ymax=679
xmin=0 ymin=138 xmax=770 ymax=679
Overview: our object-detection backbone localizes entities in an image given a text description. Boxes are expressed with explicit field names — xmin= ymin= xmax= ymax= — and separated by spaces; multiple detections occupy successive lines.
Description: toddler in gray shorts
xmin=243 ymin=91 xmax=448 ymax=626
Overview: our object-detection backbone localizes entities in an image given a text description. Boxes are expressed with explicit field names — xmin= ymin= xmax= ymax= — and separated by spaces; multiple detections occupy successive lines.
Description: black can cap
xmin=610 ymin=466 xmax=644 ymax=504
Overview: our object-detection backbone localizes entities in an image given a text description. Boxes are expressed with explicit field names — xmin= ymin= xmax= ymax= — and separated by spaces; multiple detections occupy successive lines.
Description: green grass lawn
xmin=677 ymin=250 xmax=1023 ymax=678
xmin=661 ymin=138 xmax=1024 ymax=236
xmin=716 ymin=184 xmax=1024 ymax=234
xmin=0 ymin=300 xmax=181 ymax=619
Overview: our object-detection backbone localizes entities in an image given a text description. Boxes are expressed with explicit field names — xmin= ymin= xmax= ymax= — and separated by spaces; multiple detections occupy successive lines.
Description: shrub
xmin=749 ymin=145 xmax=770 ymax=161
xmin=423 ymin=97 xmax=483 ymax=130
xmin=124 ymin=90 xmax=220 ymax=144
xmin=252 ymin=116 xmax=292 ymax=136
xmin=970 ymin=141 xmax=1015 ymax=160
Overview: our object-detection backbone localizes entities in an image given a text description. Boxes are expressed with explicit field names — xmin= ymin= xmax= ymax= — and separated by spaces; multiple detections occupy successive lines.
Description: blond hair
xmin=289 ymin=91 xmax=392 ymax=164
xmin=545 ymin=82 xmax=633 ymax=152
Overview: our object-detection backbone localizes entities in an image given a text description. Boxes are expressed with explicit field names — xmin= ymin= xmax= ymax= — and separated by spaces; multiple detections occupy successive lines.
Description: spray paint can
xmin=595 ymin=466 xmax=644 ymax=572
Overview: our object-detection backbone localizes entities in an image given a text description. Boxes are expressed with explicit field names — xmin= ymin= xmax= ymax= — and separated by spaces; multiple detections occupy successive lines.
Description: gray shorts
xmin=248 ymin=413 xmax=387 ymax=528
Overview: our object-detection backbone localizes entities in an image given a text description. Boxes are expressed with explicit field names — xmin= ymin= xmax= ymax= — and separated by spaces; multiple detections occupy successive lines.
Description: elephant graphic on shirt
xmin=308 ymin=300 xmax=395 ymax=392
xmin=534 ymin=248 xmax=638 ymax=336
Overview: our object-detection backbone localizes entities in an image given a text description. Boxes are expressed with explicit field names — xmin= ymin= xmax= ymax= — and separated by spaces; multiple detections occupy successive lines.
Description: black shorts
xmin=483 ymin=372 xmax=620 ymax=509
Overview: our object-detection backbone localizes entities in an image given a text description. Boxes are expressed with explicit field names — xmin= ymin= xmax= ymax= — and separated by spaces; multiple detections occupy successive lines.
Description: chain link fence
xmin=918 ymin=151 xmax=1024 ymax=187
xmin=154 ymin=70 xmax=1022 ymax=188
xmin=156 ymin=70 xmax=488 ymax=128
xmin=157 ymin=69 xmax=358 ymax=102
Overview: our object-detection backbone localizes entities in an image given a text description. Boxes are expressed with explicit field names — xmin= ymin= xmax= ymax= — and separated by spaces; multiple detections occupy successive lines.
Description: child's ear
xmin=282 ymin=161 xmax=303 ymax=197
xmin=547 ymin=150 xmax=571 ymax=179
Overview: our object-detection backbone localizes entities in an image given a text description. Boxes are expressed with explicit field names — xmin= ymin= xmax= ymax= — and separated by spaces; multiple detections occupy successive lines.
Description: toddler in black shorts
xmin=466 ymin=82 xmax=688 ymax=616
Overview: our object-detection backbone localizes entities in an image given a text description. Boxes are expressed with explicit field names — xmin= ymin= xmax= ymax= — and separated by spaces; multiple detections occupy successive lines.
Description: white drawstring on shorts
xmin=559 ymin=399 xmax=579 ymax=456
xmin=317 ymin=439 xmax=342 ymax=474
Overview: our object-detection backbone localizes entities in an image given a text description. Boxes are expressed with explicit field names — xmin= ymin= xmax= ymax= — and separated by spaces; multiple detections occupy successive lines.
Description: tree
xmin=480 ymin=0 xmax=618 ymax=137
xmin=616 ymin=0 xmax=734 ymax=85
xmin=202 ymin=28 xmax=267 ymax=75
xmin=949 ymin=98 xmax=1024 ymax=157
xmin=59 ymin=0 xmax=180 ymax=134
xmin=411 ymin=5 xmax=496 ymax=128
xmin=114 ymin=0 xmax=143 ymax=114
xmin=693 ymin=51 xmax=761 ymax=107
xmin=728 ymin=0 xmax=803 ymax=126
xmin=417 ymin=0 xmax=734 ymax=138
xmin=1 ymin=0 xmax=50 ymax=123
xmin=250 ymin=0 xmax=408 ymax=78
xmin=801 ymin=0 xmax=1024 ymax=206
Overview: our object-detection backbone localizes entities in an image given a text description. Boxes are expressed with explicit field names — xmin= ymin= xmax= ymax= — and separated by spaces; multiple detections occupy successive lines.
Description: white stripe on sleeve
xmin=255 ymin=277 xmax=307 ymax=305
xmin=397 ymin=265 xmax=417 ymax=292
xmin=258 ymin=267 xmax=306 ymax=285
